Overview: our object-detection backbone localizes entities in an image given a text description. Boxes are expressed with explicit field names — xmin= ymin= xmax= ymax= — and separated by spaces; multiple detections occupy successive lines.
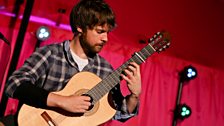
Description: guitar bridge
xmin=41 ymin=111 xmax=57 ymax=126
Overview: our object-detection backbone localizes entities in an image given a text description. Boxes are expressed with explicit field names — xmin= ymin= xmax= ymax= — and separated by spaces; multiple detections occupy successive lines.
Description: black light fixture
xmin=175 ymin=104 xmax=192 ymax=120
xmin=179 ymin=65 xmax=197 ymax=82
xmin=36 ymin=26 xmax=50 ymax=41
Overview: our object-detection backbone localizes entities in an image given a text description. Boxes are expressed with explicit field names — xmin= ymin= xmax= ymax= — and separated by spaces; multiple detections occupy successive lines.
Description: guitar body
xmin=18 ymin=72 xmax=116 ymax=126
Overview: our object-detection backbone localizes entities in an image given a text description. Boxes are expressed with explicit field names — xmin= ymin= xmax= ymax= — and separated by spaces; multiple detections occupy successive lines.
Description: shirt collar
xmin=63 ymin=40 xmax=97 ymax=71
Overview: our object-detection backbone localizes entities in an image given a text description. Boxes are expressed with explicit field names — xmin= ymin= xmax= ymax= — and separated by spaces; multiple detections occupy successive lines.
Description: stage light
xmin=36 ymin=26 xmax=50 ymax=41
xmin=179 ymin=65 xmax=197 ymax=82
xmin=175 ymin=104 xmax=192 ymax=120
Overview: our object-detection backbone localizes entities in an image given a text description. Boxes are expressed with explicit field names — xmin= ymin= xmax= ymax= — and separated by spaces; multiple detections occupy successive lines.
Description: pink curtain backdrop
xmin=0 ymin=25 xmax=224 ymax=126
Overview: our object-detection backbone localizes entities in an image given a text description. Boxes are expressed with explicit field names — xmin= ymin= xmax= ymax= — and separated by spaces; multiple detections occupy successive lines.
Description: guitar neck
xmin=87 ymin=43 xmax=156 ymax=104
xmin=86 ymin=31 xmax=171 ymax=104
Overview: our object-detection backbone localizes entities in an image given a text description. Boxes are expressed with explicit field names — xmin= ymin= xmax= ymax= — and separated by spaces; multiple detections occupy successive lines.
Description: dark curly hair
xmin=70 ymin=0 xmax=116 ymax=35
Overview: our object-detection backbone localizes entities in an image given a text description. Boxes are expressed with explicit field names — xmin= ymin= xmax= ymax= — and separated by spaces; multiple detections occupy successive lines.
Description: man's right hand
xmin=47 ymin=93 xmax=91 ymax=113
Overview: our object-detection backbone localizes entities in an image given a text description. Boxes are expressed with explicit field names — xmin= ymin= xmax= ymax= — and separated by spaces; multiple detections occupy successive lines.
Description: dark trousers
xmin=0 ymin=115 xmax=17 ymax=126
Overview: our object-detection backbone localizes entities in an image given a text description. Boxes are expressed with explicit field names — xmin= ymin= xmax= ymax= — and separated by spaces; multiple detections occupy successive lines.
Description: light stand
xmin=172 ymin=65 xmax=197 ymax=126
xmin=172 ymin=80 xmax=183 ymax=126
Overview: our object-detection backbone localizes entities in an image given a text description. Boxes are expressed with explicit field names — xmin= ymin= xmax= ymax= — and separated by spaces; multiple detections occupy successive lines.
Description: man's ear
xmin=77 ymin=27 xmax=83 ymax=33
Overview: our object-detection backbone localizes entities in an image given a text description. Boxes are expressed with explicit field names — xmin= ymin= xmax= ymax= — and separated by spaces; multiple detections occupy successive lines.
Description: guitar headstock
xmin=148 ymin=30 xmax=171 ymax=53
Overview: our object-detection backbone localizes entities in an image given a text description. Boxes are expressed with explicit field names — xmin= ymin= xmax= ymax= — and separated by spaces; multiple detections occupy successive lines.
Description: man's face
xmin=80 ymin=25 xmax=110 ymax=54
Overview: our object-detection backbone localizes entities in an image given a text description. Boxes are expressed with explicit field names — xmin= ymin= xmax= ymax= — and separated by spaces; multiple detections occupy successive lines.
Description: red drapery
xmin=0 ymin=26 xmax=224 ymax=126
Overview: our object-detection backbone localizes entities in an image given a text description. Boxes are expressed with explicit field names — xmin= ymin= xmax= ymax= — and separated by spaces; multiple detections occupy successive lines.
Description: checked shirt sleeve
xmin=111 ymin=84 xmax=139 ymax=122
xmin=5 ymin=46 xmax=53 ymax=107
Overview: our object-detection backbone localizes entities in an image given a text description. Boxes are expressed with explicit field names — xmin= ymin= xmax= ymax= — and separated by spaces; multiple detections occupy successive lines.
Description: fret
xmin=141 ymin=48 xmax=150 ymax=59
xmin=110 ymin=72 xmax=120 ymax=83
xmin=98 ymin=81 xmax=109 ymax=95
xmin=132 ymin=55 xmax=142 ymax=64
xmin=95 ymin=82 xmax=108 ymax=100
xmin=87 ymin=89 xmax=98 ymax=103
xmin=134 ymin=52 xmax=145 ymax=63
xmin=103 ymin=78 xmax=115 ymax=91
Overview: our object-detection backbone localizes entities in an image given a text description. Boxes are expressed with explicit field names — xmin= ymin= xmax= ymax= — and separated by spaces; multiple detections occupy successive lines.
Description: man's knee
xmin=0 ymin=115 xmax=16 ymax=126
xmin=0 ymin=121 xmax=5 ymax=126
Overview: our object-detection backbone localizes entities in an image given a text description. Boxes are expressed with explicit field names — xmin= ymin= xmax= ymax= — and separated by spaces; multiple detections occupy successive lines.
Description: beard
xmin=79 ymin=33 xmax=104 ymax=56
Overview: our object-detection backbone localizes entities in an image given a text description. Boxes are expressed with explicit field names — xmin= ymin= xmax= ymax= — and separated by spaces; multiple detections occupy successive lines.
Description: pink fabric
xmin=0 ymin=27 xmax=224 ymax=126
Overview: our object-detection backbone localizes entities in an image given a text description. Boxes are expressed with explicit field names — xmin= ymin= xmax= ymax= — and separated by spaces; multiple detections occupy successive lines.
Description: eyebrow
xmin=95 ymin=27 xmax=109 ymax=33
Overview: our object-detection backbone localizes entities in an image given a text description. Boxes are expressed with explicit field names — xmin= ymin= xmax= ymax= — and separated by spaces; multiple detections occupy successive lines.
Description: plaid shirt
xmin=5 ymin=40 xmax=137 ymax=121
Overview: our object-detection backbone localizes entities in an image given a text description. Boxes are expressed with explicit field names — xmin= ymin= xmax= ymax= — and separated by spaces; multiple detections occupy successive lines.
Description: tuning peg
xmin=159 ymin=48 xmax=163 ymax=52
xmin=153 ymin=34 xmax=157 ymax=38
xmin=148 ymin=37 xmax=153 ymax=43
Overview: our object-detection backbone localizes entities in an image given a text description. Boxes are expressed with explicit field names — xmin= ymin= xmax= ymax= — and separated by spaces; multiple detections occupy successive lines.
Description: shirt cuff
xmin=113 ymin=98 xmax=139 ymax=122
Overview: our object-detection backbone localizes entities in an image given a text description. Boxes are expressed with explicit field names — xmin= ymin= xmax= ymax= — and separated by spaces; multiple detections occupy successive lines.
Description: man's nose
xmin=102 ymin=33 xmax=108 ymax=42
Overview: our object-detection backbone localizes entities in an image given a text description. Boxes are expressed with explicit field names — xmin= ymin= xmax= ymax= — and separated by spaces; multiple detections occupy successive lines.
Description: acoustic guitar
xmin=17 ymin=31 xmax=171 ymax=126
